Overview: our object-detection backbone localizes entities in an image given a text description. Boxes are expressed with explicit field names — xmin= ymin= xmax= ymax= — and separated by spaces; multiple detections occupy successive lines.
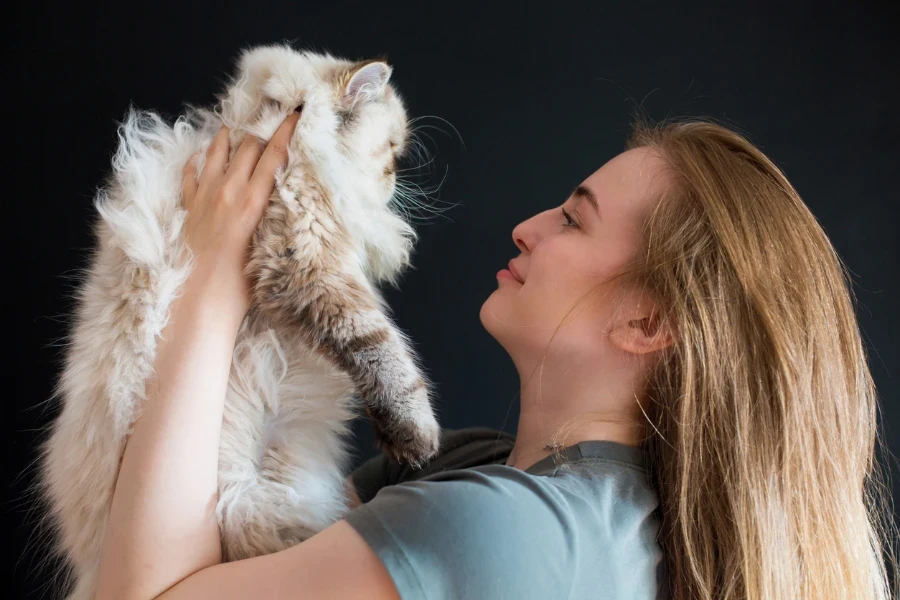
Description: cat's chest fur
xmin=218 ymin=317 xmax=358 ymax=558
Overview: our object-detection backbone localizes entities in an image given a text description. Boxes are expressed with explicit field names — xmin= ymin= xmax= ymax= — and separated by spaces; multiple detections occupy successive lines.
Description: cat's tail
xmin=34 ymin=105 xmax=215 ymax=598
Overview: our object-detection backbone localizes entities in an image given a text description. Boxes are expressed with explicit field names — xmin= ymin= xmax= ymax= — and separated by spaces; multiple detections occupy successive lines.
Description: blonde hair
xmin=615 ymin=116 xmax=898 ymax=599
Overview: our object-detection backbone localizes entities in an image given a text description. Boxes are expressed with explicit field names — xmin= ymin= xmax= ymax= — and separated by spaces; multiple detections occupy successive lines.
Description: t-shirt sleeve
xmin=343 ymin=465 xmax=577 ymax=600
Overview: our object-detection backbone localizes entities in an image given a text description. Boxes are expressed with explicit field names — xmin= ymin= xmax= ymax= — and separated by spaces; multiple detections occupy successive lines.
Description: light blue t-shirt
xmin=346 ymin=427 xmax=667 ymax=599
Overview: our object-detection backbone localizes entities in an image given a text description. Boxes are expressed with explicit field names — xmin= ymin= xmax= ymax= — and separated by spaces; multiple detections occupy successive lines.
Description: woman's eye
xmin=561 ymin=207 xmax=579 ymax=228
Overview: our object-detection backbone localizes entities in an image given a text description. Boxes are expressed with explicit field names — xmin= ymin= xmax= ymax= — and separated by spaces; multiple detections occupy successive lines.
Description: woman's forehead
xmin=580 ymin=148 xmax=668 ymax=217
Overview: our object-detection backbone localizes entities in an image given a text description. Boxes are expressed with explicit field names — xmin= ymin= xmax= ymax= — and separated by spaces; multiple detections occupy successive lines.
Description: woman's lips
xmin=506 ymin=260 xmax=525 ymax=284
xmin=497 ymin=268 xmax=519 ymax=282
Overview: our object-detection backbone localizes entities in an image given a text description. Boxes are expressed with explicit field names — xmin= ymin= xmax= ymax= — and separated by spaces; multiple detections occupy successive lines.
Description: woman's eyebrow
xmin=573 ymin=185 xmax=600 ymax=219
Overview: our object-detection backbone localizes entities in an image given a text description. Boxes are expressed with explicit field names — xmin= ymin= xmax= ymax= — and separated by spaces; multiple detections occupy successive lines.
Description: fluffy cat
xmin=39 ymin=44 xmax=441 ymax=600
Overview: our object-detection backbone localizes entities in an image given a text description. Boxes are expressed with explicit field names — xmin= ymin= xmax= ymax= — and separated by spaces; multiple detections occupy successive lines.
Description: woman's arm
xmin=95 ymin=260 xmax=244 ymax=600
xmin=95 ymin=115 xmax=303 ymax=600
xmin=156 ymin=520 xmax=400 ymax=599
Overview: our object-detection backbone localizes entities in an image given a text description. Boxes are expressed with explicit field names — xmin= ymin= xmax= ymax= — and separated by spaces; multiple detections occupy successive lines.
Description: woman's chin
xmin=479 ymin=294 xmax=510 ymax=340
xmin=479 ymin=296 xmax=498 ymax=331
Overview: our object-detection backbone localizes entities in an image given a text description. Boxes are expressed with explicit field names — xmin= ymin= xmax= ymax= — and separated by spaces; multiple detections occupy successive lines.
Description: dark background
xmin=8 ymin=1 xmax=898 ymax=596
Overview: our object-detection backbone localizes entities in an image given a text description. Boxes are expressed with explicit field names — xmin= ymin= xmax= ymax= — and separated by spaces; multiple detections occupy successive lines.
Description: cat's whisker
xmin=392 ymin=128 xmax=459 ymax=223
xmin=393 ymin=181 xmax=458 ymax=223
xmin=403 ymin=133 xmax=433 ymax=172
xmin=407 ymin=115 xmax=465 ymax=150
xmin=409 ymin=128 xmax=440 ymax=156
xmin=395 ymin=173 xmax=448 ymax=200
xmin=392 ymin=187 xmax=437 ymax=220
xmin=395 ymin=152 xmax=437 ymax=173
xmin=395 ymin=184 xmax=445 ymax=211
xmin=398 ymin=165 xmax=456 ymax=210
xmin=390 ymin=193 xmax=415 ymax=222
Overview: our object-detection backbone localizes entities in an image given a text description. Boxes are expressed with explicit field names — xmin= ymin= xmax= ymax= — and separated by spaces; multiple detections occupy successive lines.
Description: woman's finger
xmin=249 ymin=112 xmax=301 ymax=202
xmin=202 ymin=126 xmax=231 ymax=183
xmin=181 ymin=153 xmax=200 ymax=209
xmin=226 ymin=133 xmax=266 ymax=183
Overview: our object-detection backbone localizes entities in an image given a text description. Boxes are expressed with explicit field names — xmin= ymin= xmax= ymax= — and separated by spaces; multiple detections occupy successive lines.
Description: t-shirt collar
xmin=525 ymin=440 xmax=646 ymax=475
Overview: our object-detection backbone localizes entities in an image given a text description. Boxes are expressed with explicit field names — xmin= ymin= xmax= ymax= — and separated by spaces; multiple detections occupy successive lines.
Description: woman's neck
xmin=507 ymin=413 xmax=644 ymax=471
xmin=505 ymin=358 xmax=647 ymax=471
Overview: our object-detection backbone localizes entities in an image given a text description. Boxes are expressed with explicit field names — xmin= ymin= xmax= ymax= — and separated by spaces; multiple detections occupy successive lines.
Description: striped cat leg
xmin=322 ymin=298 xmax=440 ymax=468
xmin=254 ymin=260 xmax=440 ymax=468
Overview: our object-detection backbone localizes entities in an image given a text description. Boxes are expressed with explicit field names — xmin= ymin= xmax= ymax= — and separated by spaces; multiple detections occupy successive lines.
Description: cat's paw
xmin=367 ymin=390 xmax=440 ymax=469
xmin=377 ymin=412 xmax=440 ymax=469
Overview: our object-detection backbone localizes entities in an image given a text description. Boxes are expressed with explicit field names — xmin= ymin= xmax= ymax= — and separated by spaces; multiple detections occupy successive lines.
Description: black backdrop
xmin=8 ymin=1 xmax=899 ymax=596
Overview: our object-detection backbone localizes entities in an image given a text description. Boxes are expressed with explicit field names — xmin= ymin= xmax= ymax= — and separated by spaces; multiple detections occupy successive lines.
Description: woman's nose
xmin=512 ymin=220 xmax=530 ymax=253
xmin=513 ymin=210 xmax=550 ymax=253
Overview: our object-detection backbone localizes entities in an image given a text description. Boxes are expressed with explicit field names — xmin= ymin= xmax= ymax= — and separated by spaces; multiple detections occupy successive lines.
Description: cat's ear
xmin=343 ymin=61 xmax=393 ymax=108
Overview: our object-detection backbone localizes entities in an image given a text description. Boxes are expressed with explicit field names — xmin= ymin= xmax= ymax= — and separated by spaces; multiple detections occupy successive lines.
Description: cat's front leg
xmin=250 ymin=201 xmax=440 ymax=467
xmin=323 ymin=302 xmax=441 ymax=468
xmin=262 ymin=271 xmax=439 ymax=466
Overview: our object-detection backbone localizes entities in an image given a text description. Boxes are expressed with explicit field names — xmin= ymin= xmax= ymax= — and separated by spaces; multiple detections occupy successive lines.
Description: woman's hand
xmin=180 ymin=112 xmax=301 ymax=321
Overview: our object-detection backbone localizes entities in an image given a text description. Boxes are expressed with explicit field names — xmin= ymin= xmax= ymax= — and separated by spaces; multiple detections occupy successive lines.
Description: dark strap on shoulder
xmin=351 ymin=427 xmax=516 ymax=503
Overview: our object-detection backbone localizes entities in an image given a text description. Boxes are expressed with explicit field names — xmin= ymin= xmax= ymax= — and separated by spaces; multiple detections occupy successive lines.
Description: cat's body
xmin=40 ymin=45 xmax=440 ymax=600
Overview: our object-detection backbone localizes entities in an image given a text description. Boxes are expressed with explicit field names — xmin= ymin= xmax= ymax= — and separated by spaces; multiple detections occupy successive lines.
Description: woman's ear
xmin=608 ymin=307 xmax=674 ymax=355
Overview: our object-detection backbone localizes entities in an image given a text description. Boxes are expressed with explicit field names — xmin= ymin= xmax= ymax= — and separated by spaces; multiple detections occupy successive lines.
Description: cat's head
xmin=219 ymin=44 xmax=415 ymax=284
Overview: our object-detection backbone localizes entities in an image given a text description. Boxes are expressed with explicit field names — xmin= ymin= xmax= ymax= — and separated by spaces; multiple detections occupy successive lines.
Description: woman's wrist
xmin=177 ymin=258 xmax=250 ymax=334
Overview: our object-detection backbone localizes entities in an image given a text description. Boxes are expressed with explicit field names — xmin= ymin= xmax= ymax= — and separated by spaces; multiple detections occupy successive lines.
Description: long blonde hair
xmin=618 ymin=116 xmax=898 ymax=599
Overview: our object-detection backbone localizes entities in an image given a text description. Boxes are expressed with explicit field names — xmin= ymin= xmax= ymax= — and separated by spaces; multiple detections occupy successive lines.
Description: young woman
xmin=92 ymin=112 xmax=897 ymax=599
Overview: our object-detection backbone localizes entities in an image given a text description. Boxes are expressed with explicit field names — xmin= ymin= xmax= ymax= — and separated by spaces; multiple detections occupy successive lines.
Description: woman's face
xmin=480 ymin=147 xmax=669 ymax=364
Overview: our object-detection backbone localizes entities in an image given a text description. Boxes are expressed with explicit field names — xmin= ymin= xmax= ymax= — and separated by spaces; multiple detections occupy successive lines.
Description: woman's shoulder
xmin=344 ymin=435 xmax=665 ymax=599
xmin=352 ymin=426 xmax=659 ymax=523
xmin=412 ymin=441 xmax=661 ymax=536
xmin=343 ymin=456 xmax=580 ymax=599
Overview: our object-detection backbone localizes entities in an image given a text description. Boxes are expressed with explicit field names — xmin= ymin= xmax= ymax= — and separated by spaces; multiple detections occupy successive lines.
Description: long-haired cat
xmin=39 ymin=44 xmax=441 ymax=600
